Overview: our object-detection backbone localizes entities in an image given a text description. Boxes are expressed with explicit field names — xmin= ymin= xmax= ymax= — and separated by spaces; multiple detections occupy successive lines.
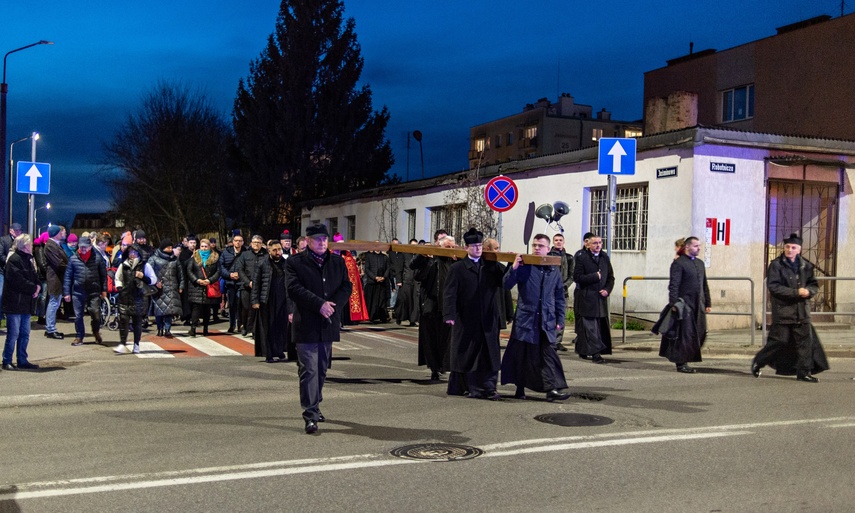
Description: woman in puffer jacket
xmin=186 ymin=238 xmax=221 ymax=337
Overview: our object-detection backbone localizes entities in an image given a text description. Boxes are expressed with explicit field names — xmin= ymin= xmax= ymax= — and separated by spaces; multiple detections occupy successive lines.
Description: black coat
xmin=148 ymin=249 xmax=183 ymax=316
xmin=442 ymin=258 xmax=504 ymax=373
xmin=412 ymin=255 xmax=453 ymax=316
xmin=572 ymin=249 xmax=614 ymax=318
xmin=0 ymin=234 xmax=15 ymax=275
xmin=2 ymin=251 xmax=39 ymax=314
xmin=767 ymin=254 xmax=817 ymax=324
xmin=388 ymin=250 xmax=406 ymax=284
xmin=186 ymin=251 xmax=221 ymax=305
xmin=44 ymin=238 xmax=68 ymax=296
xmin=285 ymin=250 xmax=351 ymax=344
xmin=662 ymin=254 xmax=711 ymax=360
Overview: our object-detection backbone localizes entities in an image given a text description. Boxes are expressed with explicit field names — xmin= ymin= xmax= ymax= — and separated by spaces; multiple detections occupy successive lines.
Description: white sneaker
xmin=132 ymin=343 xmax=140 ymax=354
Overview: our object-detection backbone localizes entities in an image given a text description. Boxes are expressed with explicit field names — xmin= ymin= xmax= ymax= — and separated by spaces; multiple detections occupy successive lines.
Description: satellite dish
xmin=552 ymin=201 xmax=570 ymax=222
xmin=535 ymin=204 xmax=553 ymax=221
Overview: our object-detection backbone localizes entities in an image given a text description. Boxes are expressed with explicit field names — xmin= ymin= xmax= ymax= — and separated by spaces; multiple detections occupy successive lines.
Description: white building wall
xmin=302 ymin=132 xmax=855 ymax=331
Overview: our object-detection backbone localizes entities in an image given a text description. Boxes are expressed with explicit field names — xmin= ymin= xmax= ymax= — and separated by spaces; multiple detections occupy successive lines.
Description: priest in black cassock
xmin=443 ymin=228 xmax=504 ymax=400
xmin=751 ymin=233 xmax=829 ymax=382
xmin=252 ymin=241 xmax=290 ymax=363
xmin=500 ymin=233 xmax=570 ymax=401
xmin=363 ymin=246 xmax=391 ymax=322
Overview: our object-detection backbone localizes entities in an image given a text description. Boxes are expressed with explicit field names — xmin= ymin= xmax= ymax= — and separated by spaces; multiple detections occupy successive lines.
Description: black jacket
xmin=186 ymin=250 xmax=221 ymax=305
xmin=285 ymin=250 xmax=351 ymax=344
xmin=148 ymin=249 xmax=183 ymax=316
xmin=668 ymin=255 xmax=711 ymax=312
xmin=0 ymin=234 xmax=15 ymax=275
xmin=2 ymin=251 xmax=39 ymax=314
xmin=767 ymin=253 xmax=817 ymax=324
xmin=219 ymin=245 xmax=244 ymax=289
xmin=252 ymin=255 xmax=289 ymax=307
xmin=62 ymin=250 xmax=107 ymax=297
xmin=235 ymin=248 xmax=267 ymax=290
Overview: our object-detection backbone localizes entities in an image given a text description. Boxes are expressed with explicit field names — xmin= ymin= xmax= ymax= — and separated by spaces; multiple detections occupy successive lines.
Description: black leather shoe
xmin=676 ymin=365 xmax=697 ymax=374
xmin=546 ymin=389 xmax=571 ymax=402
xmin=318 ymin=414 xmax=326 ymax=423
xmin=514 ymin=387 xmax=527 ymax=400
xmin=430 ymin=371 xmax=440 ymax=381
xmin=227 ymin=326 xmax=235 ymax=334
xmin=241 ymin=329 xmax=248 ymax=337
xmin=483 ymin=390 xmax=502 ymax=401
xmin=592 ymin=354 xmax=606 ymax=364
xmin=556 ymin=343 xmax=569 ymax=352
xmin=265 ymin=358 xmax=275 ymax=363
xmin=304 ymin=420 xmax=318 ymax=434
xmin=797 ymin=374 xmax=819 ymax=383
xmin=45 ymin=331 xmax=64 ymax=340
xmin=751 ymin=359 xmax=762 ymax=378
xmin=2 ymin=364 xmax=15 ymax=371
xmin=17 ymin=362 xmax=39 ymax=370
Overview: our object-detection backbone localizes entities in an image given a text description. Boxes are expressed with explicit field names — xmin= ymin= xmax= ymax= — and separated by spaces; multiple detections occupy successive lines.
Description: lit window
xmin=590 ymin=184 xmax=648 ymax=251
xmin=524 ymin=126 xmax=537 ymax=139
xmin=475 ymin=138 xmax=486 ymax=152
xmin=625 ymin=129 xmax=643 ymax=138
xmin=592 ymin=128 xmax=603 ymax=141
xmin=722 ymin=84 xmax=755 ymax=122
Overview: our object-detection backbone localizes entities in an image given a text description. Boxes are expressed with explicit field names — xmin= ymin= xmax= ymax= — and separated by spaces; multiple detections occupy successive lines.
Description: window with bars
xmin=430 ymin=203 xmax=467 ymax=242
xmin=345 ymin=215 xmax=356 ymax=241
xmin=589 ymin=184 xmax=649 ymax=251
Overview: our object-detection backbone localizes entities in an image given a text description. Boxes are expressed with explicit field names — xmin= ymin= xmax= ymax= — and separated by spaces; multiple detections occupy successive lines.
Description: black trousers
xmin=190 ymin=303 xmax=212 ymax=330
xmin=239 ymin=288 xmax=258 ymax=333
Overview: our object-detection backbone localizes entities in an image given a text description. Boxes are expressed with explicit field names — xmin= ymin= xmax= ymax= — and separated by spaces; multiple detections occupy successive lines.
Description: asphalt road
xmin=2 ymin=324 xmax=854 ymax=512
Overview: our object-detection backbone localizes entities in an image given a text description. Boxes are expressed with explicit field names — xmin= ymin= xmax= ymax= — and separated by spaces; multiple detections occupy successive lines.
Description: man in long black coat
xmin=252 ymin=241 xmax=290 ymax=363
xmin=443 ymin=228 xmax=504 ymax=400
xmin=572 ymin=234 xmax=614 ymax=363
xmin=286 ymin=225 xmax=352 ymax=434
xmin=660 ymin=236 xmax=711 ymax=373
xmin=363 ymin=248 xmax=391 ymax=322
xmin=411 ymin=233 xmax=454 ymax=380
xmin=751 ymin=233 xmax=829 ymax=382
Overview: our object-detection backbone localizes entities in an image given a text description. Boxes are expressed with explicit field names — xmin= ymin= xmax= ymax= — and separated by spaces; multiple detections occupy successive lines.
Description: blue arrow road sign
xmin=16 ymin=161 xmax=51 ymax=194
xmin=598 ymin=138 xmax=637 ymax=175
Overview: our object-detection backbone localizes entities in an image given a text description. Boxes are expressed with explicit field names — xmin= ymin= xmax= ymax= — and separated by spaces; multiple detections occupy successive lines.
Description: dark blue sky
xmin=2 ymin=0 xmax=842 ymax=229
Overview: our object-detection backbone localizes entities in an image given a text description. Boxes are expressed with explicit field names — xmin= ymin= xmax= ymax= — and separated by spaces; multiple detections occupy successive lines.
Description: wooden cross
xmin=329 ymin=241 xmax=561 ymax=266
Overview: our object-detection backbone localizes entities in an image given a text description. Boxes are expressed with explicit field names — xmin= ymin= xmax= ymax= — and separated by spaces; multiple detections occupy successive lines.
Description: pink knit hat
xmin=333 ymin=232 xmax=344 ymax=242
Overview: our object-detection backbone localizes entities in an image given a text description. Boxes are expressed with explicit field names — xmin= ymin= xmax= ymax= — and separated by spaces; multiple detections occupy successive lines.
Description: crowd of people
xmin=0 ymin=221 xmax=831 ymax=433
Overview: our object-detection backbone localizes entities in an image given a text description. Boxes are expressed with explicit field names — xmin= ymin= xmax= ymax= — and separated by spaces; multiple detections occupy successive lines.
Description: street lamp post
xmin=34 ymin=201 xmax=50 ymax=237
xmin=412 ymin=130 xmax=424 ymax=180
xmin=1 ymin=40 xmax=54 ymax=232
xmin=9 ymin=131 xmax=38 ymax=226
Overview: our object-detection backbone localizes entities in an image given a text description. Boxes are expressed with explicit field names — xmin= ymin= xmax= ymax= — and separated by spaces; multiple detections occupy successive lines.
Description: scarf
xmin=199 ymin=249 xmax=211 ymax=266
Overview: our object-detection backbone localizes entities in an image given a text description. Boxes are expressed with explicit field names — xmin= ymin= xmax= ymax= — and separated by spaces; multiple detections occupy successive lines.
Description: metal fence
xmin=620 ymin=276 xmax=756 ymax=346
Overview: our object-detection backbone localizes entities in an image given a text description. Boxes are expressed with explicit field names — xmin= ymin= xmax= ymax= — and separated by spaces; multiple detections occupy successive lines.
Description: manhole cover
xmin=534 ymin=413 xmax=614 ymax=427
xmin=390 ymin=443 xmax=483 ymax=461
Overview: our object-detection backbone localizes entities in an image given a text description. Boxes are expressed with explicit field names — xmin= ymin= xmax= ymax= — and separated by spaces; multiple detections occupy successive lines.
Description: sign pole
xmin=28 ymin=137 xmax=36 ymax=238
xmin=606 ymin=174 xmax=616 ymax=257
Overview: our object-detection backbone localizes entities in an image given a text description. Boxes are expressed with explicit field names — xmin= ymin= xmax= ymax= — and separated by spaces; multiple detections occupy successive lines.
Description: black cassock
xmin=394 ymin=253 xmax=419 ymax=324
xmin=657 ymin=255 xmax=710 ymax=364
xmin=442 ymin=258 xmax=503 ymax=392
xmin=363 ymin=251 xmax=391 ymax=322
xmin=253 ymin=258 xmax=289 ymax=359
xmin=412 ymin=255 xmax=452 ymax=372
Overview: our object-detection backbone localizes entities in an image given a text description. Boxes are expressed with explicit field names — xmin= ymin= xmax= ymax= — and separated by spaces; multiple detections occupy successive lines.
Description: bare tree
xmin=443 ymin=165 xmax=498 ymax=239
xmin=375 ymin=196 xmax=400 ymax=241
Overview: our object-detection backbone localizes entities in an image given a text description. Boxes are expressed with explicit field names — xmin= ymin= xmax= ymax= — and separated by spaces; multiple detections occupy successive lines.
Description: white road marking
xmin=134 ymin=341 xmax=174 ymax=358
xmin=351 ymin=331 xmax=414 ymax=348
xmin=6 ymin=416 xmax=853 ymax=500
xmin=176 ymin=336 xmax=243 ymax=356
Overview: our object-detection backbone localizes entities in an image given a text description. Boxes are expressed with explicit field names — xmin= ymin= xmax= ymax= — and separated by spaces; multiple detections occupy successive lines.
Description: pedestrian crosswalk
xmin=112 ymin=325 xmax=420 ymax=358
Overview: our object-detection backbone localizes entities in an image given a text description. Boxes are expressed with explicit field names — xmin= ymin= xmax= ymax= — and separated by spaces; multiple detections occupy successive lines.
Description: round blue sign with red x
xmin=484 ymin=176 xmax=518 ymax=213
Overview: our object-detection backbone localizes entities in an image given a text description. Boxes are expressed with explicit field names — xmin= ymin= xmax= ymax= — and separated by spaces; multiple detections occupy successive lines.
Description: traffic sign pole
xmin=28 ymin=138 xmax=35 ymax=237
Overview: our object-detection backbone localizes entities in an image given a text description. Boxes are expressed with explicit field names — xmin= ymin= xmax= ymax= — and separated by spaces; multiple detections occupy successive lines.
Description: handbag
xmin=201 ymin=267 xmax=222 ymax=299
